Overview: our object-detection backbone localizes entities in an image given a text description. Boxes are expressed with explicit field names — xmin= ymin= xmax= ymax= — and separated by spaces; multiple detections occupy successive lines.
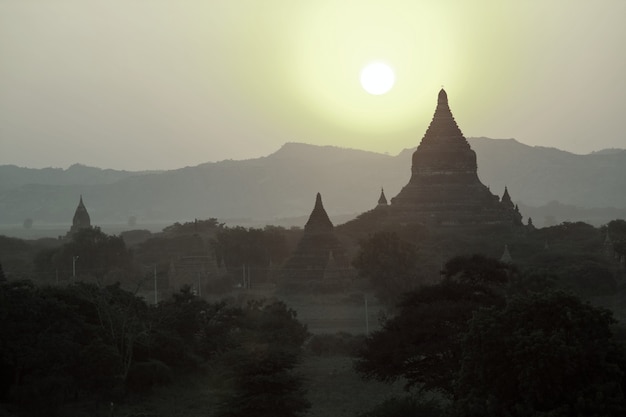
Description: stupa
xmin=281 ymin=193 xmax=348 ymax=281
xmin=389 ymin=89 xmax=522 ymax=226
xmin=67 ymin=195 xmax=92 ymax=236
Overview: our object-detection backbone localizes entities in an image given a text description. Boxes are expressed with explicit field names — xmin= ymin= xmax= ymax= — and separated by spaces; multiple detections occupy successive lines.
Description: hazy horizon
xmin=2 ymin=137 xmax=625 ymax=173
xmin=2 ymin=0 xmax=625 ymax=171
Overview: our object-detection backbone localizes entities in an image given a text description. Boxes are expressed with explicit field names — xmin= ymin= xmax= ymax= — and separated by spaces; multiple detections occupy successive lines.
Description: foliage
xmin=454 ymin=291 xmax=626 ymax=417
xmin=355 ymin=278 xmax=505 ymax=395
xmin=306 ymin=332 xmax=365 ymax=357
xmin=356 ymin=396 xmax=443 ymax=417
xmin=608 ymin=219 xmax=626 ymax=256
xmin=34 ymin=227 xmax=135 ymax=286
xmin=211 ymin=226 xmax=289 ymax=284
xmin=0 ymin=235 xmax=50 ymax=281
xmin=353 ymin=231 xmax=422 ymax=304
xmin=0 ymin=281 xmax=116 ymax=413
xmin=442 ymin=254 xmax=513 ymax=286
xmin=213 ymin=300 xmax=310 ymax=417
xmin=134 ymin=233 xmax=206 ymax=267
xmin=537 ymin=221 xmax=600 ymax=243
xmin=162 ymin=218 xmax=222 ymax=236
xmin=355 ymin=255 xmax=511 ymax=396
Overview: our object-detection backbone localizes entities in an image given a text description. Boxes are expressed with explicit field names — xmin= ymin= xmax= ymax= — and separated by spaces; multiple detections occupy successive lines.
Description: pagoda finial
xmin=501 ymin=186 xmax=514 ymax=209
xmin=438 ymin=88 xmax=448 ymax=104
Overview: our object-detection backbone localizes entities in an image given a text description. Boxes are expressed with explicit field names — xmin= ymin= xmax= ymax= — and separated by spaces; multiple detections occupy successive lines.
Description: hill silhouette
xmin=1 ymin=139 xmax=625 ymax=228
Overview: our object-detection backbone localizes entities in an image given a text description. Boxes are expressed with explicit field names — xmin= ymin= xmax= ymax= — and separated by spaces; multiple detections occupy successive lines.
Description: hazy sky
xmin=1 ymin=0 xmax=625 ymax=170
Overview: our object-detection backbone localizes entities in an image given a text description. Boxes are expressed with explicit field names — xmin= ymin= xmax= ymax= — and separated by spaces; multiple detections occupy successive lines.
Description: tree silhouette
xmin=455 ymin=291 xmax=626 ymax=416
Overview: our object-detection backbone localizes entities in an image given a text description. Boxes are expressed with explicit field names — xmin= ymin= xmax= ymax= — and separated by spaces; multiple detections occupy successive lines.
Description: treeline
xmin=353 ymin=254 xmax=626 ymax=416
xmin=0 ymin=280 xmax=309 ymax=416
xmin=16 ymin=221 xmax=300 ymax=293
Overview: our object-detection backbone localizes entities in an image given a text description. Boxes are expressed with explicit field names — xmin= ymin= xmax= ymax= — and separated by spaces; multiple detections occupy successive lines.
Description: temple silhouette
xmin=281 ymin=193 xmax=349 ymax=282
xmin=283 ymin=89 xmax=524 ymax=283
xmin=389 ymin=88 xmax=521 ymax=225
xmin=66 ymin=195 xmax=91 ymax=238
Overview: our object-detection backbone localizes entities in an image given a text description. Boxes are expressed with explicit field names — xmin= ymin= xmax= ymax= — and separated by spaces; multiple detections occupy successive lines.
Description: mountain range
xmin=1 ymin=138 xmax=625 ymax=230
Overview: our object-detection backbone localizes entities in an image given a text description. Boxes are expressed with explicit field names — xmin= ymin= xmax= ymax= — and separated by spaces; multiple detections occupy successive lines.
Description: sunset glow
xmin=0 ymin=0 xmax=625 ymax=170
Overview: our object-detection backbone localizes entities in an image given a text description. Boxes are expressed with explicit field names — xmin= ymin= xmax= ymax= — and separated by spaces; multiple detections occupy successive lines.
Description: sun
xmin=360 ymin=62 xmax=395 ymax=95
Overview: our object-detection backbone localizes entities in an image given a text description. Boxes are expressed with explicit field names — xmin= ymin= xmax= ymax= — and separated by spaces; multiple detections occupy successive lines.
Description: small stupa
xmin=67 ymin=195 xmax=91 ymax=237
xmin=281 ymin=193 xmax=348 ymax=281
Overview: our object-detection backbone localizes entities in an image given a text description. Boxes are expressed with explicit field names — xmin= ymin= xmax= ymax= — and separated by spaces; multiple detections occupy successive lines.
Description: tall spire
xmin=69 ymin=194 xmax=91 ymax=236
xmin=304 ymin=193 xmax=334 ymax=233
xmin=420 ymin=88 xmax=465 ymax=142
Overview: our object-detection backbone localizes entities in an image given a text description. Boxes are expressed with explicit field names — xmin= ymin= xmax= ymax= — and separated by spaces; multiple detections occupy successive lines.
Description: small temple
xmin=386 ymin=89 xmax=522 ymax=226
xmin=67 ymin=195 xmax=91 ymax=237
xmin=281 ymin=193 xmax=349 ymax=281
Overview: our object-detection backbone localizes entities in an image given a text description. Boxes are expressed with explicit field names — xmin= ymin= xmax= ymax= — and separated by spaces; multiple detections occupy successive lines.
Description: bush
xmin=126 ymin=360 xmax=172 ymax=393
xmin=357 ymin=396 xmax=443 ymax=417
xmin=306 ymin=332 xmax=365 ymax=356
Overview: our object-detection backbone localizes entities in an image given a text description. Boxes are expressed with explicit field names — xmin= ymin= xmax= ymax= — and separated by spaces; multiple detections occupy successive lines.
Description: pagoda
xmin=67 ymin=195 xmax=92 ymax=236
xmin=389 ymin=89 xmax=522 ymax=226
xmin=281 ymin=193 xmax=348 ymax=281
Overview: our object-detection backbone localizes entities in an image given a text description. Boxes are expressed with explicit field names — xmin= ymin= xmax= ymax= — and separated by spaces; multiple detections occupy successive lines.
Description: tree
xmin=454 ymin=291 xmax=626 ymax=416
xmin=355 ymin=278 xmax=505 ymax=395
xmin=355 ymin=256 xmax=511 ymax=395
xmin=353 ymin=231 xmax=423 ymax=304
xmin=34 ymin=227 xmax=135 ymax=286
xmin=72 ymin=282 xmax=149 ymax=385
xmin=211 ymin=226 xmax=289 ymax=284
xmin=212 ymin=300 xmax=310 ymax=417
xmin=442 ymin=254 xmax=512 ymax=286
xmin=0 ymin=280 xmax=117 ymax=413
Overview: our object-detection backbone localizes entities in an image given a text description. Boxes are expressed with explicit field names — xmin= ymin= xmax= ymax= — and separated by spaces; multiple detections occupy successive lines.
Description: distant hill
xmin=0 ymin=163 xmax=156 ymax=194
xmin=1 ymin=139 xmax=625 ymax=230
xmin=469 ymin=138 xmax=626 ymax=208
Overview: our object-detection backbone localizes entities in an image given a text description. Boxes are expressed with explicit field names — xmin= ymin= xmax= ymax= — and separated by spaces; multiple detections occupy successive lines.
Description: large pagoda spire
xmin=421 ymin=88 xmax=465 ymax=141
xmin=387 ymin=89 xmax=523 ymax=225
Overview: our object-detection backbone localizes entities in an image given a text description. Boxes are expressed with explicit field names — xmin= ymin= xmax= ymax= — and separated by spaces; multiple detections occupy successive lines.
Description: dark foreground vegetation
xmin=355 ymin=255 xmax=626 ymax=416
xmin=0 ymin=281 xmax=309 ymax=416
xmin=1 ymin=219 xmax=626 ymax=416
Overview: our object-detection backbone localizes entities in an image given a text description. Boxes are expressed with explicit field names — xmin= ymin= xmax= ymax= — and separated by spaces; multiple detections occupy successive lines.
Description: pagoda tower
xmin=389 ymin=89 xmax=521 ymax=225
xmin=281 ymin=193 xmax=348 ymax=281
xmin=68 ymin=195 xmax=91 ymax=235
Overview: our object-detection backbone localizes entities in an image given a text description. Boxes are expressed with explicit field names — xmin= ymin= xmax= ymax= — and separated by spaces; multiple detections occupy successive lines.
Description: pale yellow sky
xmin=1 ymin=0 xmax=625 ymax=170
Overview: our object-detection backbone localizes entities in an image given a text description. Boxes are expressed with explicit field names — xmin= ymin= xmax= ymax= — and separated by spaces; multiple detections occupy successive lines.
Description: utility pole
xmin=72 ymin=256 xmax=79 ymax=281
xmin=153 ymin=265 xmax=157 ymax=305
xmin=364 ymin=294 xmax=369 ymax=335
